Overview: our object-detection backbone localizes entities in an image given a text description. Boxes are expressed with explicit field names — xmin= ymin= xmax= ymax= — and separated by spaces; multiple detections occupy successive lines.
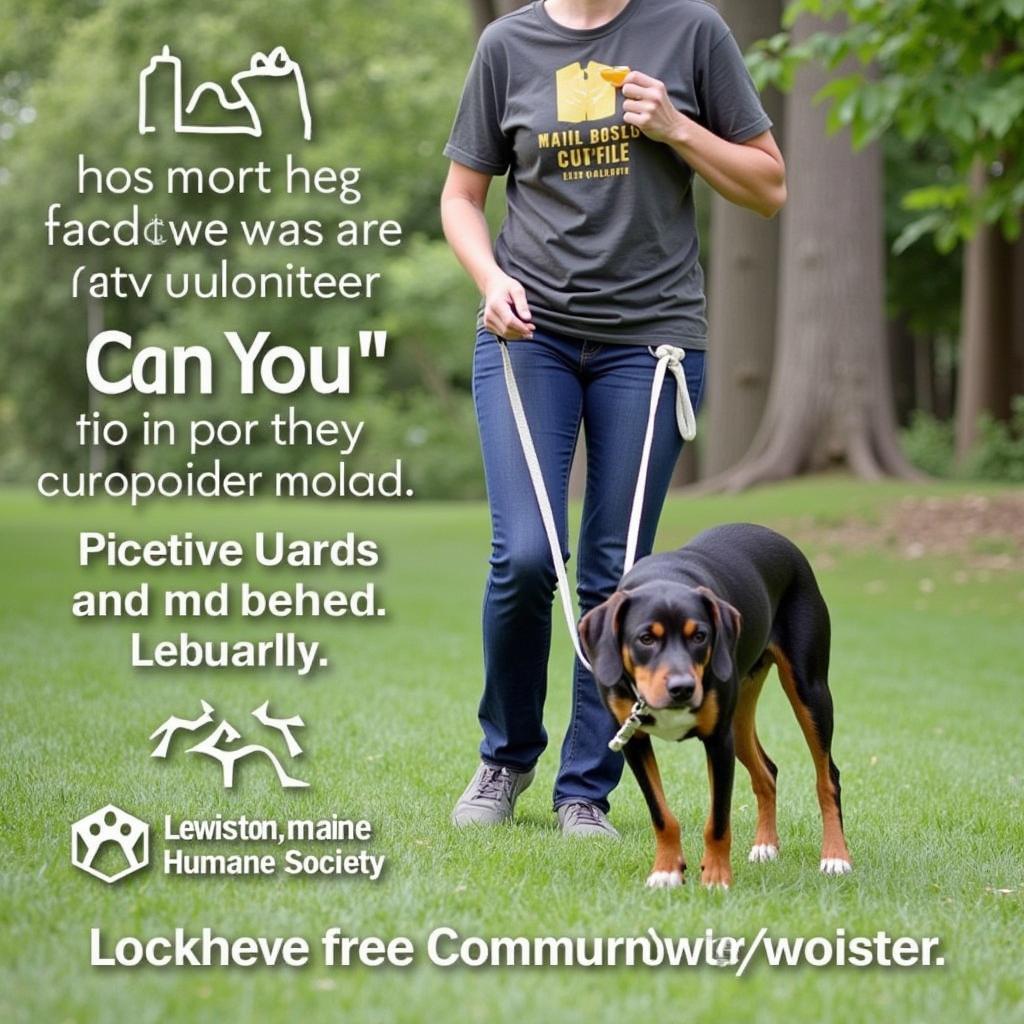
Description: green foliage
xmin=967 ymin=395 xmax=1024 ymax=482
xmin=0 ymin=0 xmax=483 ymax=489
xmin=901 ymin=410 xmax=955 ymax=477
xmin=883 ymin=133 xmax=961 ymax=337
xmin=902 ymin=399 xmax=1024 ymax=481
xmin=748 ymin=0 xmax=1024 ymax=251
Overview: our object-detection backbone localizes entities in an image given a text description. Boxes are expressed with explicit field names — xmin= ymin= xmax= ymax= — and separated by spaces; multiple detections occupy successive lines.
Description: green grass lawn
xmin=1 ymin=478 xmax=1022 ymax=1023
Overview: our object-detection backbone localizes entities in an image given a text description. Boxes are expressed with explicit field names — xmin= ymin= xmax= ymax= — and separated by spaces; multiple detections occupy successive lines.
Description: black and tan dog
xmin=579 ymin=523 xmax=851 ymax=889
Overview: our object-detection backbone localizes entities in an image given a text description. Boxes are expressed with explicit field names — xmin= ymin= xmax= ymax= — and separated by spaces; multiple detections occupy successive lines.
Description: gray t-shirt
xmin=444 ymin=0 xmax=772 ymax=346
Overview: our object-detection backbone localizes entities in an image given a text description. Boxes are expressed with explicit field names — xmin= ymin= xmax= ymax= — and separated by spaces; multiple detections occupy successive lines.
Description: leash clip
xmin=608 ymin=698 xmax=648 ymax=752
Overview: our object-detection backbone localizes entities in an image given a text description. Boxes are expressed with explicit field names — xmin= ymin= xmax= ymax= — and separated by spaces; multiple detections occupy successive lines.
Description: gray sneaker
xmin=557 ymin=801 xmax=620 ymax=839
xmin=451 ymin=762 xmax=535 ymax=827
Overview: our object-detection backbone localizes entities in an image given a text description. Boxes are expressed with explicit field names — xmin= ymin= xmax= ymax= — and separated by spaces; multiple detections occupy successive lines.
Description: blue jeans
xmin=471 ymin=327 xmax=706 ymax=812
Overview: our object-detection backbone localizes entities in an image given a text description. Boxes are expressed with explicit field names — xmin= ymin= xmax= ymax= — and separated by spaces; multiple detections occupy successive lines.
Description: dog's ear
xmin=696 ymin=586 xmax=742 ymax=681
xmin=578 ymin=590 xmax=631 ymax=687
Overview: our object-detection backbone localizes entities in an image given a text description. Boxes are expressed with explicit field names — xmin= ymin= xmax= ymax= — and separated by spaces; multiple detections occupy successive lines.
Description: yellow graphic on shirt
xmin=555 ymin=61 xmax=617 ymax=123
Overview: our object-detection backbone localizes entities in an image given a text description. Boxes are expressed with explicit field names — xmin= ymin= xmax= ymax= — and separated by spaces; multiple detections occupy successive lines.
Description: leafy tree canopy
xmin=748 ymin=0 xmax=1024 ymax=251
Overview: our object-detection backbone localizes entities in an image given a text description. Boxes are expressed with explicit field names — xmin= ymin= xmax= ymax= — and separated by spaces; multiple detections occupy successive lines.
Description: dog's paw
xmin=645 ymin=870 xmax=684 ymax=889
xmin=820 ymin=857 xmax=852 ymax=876
xmin=699 ymin=863 xmax=732 ymax=890
xmin=748 ymin=843 xmax=779 ymax=863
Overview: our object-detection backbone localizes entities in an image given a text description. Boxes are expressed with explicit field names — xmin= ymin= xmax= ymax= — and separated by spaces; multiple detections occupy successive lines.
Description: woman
xmin=441 ymin=0 xmax=784 ymax=835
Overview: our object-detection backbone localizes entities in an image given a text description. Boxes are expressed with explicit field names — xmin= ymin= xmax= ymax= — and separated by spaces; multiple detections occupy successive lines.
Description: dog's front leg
xmin=700 ymin=731 xmax=735 ymax=889
xmin=622 ymin=733 xmax=685 ymax=888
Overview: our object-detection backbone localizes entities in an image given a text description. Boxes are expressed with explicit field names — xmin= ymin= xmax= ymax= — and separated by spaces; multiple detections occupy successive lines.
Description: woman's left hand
xmin=621 ymin=70 xmax=686 ymax=144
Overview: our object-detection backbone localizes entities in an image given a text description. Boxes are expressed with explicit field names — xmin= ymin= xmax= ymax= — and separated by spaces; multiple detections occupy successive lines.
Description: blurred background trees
xmin=703 ymin=0 xmax=783 ymax=480
xmin=705 ymin=7 xmax=917 ymax=489
xmin=739 ymin=0 xmax=1024 ymax=484
xmin=0 ymin=0 xmax=1021 ymax=495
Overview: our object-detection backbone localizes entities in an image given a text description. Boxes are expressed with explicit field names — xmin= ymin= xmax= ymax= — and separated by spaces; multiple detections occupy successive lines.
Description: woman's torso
xmin=473 ymin=0 xmax=726 ymax=346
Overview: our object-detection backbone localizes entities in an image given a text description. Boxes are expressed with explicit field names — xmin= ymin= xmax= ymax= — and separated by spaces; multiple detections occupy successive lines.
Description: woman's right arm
xmin=440 ymin=161 xmax=534 ymax=341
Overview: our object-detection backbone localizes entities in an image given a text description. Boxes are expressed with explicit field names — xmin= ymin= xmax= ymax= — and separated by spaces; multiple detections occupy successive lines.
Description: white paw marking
xmin=748 ymin=843 xmax=779 ymax=863
xmin=820 ymin=857 xmax=852 ymax=875
xmin=703 ymin=880 xmax=730 ymax=891
xmin=645 ymin=870 xmax=684 ymax=889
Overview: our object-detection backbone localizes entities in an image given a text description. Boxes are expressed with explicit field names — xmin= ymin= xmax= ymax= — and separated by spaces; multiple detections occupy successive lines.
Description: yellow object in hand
xmin=600 ymin=66 xmax=630 ymax=87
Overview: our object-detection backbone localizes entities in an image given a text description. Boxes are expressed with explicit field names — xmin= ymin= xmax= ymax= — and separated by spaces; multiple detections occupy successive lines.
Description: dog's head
xmin=579 ymin=582 xmax=741 ymax=710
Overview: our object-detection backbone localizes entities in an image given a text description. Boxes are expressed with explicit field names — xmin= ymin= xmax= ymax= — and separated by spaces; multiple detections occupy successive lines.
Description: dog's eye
xmin=637 ymin=632 xmax=658 ymax=646
xmin=692 ymin=628 xmax=709 ymax=644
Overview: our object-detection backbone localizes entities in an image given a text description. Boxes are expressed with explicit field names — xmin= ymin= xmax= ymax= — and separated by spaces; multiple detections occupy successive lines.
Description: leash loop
xmin=623 ymin=345 xmax=696 ymax=573
xmin=651 ymin=344 xmax=698 ymax=443
xmin=497 ymin=337 xmax=697 ymax=718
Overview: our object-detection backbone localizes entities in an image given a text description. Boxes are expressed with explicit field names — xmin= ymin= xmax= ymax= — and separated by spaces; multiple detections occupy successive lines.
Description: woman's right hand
xmin=440 ymin=164 xmax=534 ymax=340
xmin=482 ymin=271 xmax=534 ymax=340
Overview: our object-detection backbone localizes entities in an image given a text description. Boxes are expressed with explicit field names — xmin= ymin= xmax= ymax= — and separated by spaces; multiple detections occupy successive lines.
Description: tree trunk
xmin=954 ymin=162 xmax=1016 ymax=463
xmin=702 ymin=0 xmax=783 ymax=478
xmin=888 ymin=315 xmax=916 ymax=426
xmin=913 ymin=333 xmax=935 ymax=416
xmin=1013 ymin=234 xmax=1024 ymax=397
xmin=701 ymin=15 xmax=918 ymax=491
xmin=938 ymin=345 xmax=956 ymax=421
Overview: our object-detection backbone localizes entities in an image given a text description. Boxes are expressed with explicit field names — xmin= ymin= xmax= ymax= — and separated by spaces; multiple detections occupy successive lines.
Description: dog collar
xmin=608 ymin=697 xmax=648 ymax=752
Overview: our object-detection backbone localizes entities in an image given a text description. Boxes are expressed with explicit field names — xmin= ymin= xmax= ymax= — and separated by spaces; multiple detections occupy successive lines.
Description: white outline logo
xmin=71 ymin=805 xmax=150 ymax=884
xmin=138 ymin=45 xmax=312 ymax=139
xmin=150 ymin=699 xmax=309 ymax=789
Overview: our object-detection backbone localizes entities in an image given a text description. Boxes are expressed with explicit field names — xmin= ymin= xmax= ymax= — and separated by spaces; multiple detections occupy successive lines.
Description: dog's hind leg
xmin=733 ymin=653 xmax=780 ymax=863
xmin=622 ymin=732 xmax=685 ymax=889
xmin=769 ymin=601 xmax=852 ymax=875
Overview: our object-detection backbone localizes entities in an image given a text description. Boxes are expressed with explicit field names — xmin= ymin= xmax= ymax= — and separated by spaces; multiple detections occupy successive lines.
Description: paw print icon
xmin=71 ymin=805 xmax=150 ymax=884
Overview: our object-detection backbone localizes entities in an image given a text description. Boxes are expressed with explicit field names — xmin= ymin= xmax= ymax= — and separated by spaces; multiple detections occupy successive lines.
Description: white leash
xmin=623 ymin=344 xmax=698 ymax=573
xmin=497 ymin=338 xmax=696 ymax=692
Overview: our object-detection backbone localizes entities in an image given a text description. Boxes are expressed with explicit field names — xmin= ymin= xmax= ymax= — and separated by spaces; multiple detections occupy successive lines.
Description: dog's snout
xmin=666 ymin=674 xmax=696 ymax=702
